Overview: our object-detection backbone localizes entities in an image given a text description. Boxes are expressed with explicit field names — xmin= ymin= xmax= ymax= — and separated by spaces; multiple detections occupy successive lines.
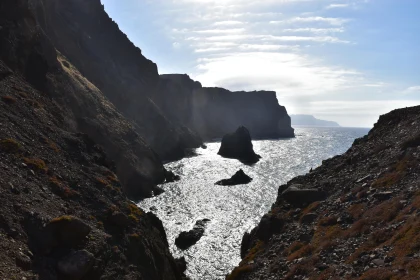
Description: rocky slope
xmin=229 ymin=106 xmax=420 ymax=280
xmin=0 ymin=1 xmax=185 ymax=279
xmin=28 ymin=0 xmax=202 ymax=161
xmin=0 ymin=58 xmax=184 ymax=279
xmin=156 ymin=74 xmax=295 ymax=140
xmin=0 ymin=0 xmax=177 ymax=199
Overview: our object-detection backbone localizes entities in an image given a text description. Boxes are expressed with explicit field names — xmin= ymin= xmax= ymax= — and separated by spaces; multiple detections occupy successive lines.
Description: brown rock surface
xmin=229 ymin=105 xmax=420 ymax=280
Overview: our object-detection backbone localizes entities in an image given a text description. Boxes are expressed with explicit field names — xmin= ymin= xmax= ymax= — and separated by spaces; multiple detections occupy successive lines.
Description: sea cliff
xmin=156 ymin=74 xmax=295 ymax=140
xmin=229 ymin=105 xmax=420 ymax=279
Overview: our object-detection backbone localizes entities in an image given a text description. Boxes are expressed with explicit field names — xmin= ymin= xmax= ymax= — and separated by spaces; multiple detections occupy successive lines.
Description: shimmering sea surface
xmin=138 ymin=127 xmax=370 ymax=279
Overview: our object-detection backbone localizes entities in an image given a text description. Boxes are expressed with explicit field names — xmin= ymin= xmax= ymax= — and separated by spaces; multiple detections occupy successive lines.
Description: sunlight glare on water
xmin=138 ymin=127 xmax=370 ymax=279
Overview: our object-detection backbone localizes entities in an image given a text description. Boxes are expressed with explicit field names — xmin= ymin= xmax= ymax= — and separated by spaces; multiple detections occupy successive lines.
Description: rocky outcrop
xmin=175 ymin=219 xmax=210 ymax=250
xmin=156 ymin=74 xmax=295 ymax=140
xmin=229 ymin=105 xmax=420 ymax=280
xmin=0 ymin=1 xmax=184 ymax=279
xmin=215 ymin=169 xmax=252 ymax=186
xmin=281 ymin=184 xmax=327 ymax=207
xmin=28 ymin=0 xmax=202 ymax=161
xmin=218 ymin=127 xmax=261 ymax=164
xmin=0 ymin=0 xmax=174 ymax=199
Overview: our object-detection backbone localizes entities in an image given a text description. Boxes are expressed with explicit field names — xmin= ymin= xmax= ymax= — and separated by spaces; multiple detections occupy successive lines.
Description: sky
xmin=101 ymin=0 xmax=420 ymax=127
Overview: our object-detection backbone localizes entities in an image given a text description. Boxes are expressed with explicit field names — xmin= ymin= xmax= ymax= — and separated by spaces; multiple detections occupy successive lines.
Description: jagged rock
xmin=57 ymin=250 xmax=94 ymax=280
xmin=175 ymin=257 xmax=187 ymax=274
xmin=281 ymin=185 xmax=327 ymax=207
xmin=153 ymin=186 xmax=165 ymax=196
xmin=164 ymin=170 xmax=181 ymax=183
xmin=215 ymin=169 xmax=252 ymax=186
xmin=15 ymin=254 xmax=32 ymax=271
xmin=300 ymin=213 xmax=318 ymax=224
xmin=108 ymin=212 xmax=131 ymax=228
xmin=46 ymin=216 xmax=91 ymax=247
xmin=175 ymin=219 xmax=210 ymax=250
xmin=218 ymin=126 xmax=261 ymax=163
xmin=373 ymin=191 xmax=393 ymax=201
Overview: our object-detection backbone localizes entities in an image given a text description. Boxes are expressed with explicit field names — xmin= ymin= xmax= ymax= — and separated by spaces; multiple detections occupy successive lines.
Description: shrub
xmin=49 ymin=176 xmax=79 ymax=198
xmin=24 ymin=157 xmax=48 ymax=172
xmin=0 ymin=138 xmax=21 ymax=153
xmin=1 ymin=96 xmax=17 ymax=104
xmin=50 ymin=215 xmax=74 ymax=224
xmin=287 ymin=244 xmax=313 ymax=261
xmin=359 ymin=268 xmax=394 ymax=280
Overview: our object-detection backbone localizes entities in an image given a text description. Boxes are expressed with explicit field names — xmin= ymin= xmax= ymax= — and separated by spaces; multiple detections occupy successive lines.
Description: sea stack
xmin=218 ymin=126 xmax=261 ymax=164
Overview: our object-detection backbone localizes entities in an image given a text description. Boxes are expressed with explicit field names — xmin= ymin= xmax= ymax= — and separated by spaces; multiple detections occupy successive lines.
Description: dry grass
xmin=41 ymin=136 xmax=60 ymax=152
xmin=0 ymin=138 xmax=21 ymax=153
xmin=24 ymin=157 xmax=48 ymax=173
xmin=287 ymin=243 xmax=313 ymax=261
xmin=1 ymin=96 xmax=17 ymax=104
xmin=49 ymin=176 xmax=79 ymax=198
xmin=301 ymin=201 xmax=321 ymax=217
xmin=50 ymin=215 xmax=74 ymax=224
xmin=359 ymin=268 xmax=394 ymax=280
xmin=371 ymin=156 xmax=413 ymax=189
xmin=227 ymin=241 xmax=264 ymax=280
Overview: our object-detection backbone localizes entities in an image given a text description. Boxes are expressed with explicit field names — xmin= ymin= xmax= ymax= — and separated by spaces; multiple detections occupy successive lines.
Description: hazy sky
xmin=101 ymin=0 xmax=419 ymax=127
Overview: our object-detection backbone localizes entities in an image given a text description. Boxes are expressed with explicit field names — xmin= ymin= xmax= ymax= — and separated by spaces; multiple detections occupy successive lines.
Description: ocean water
xmin=138 ymin=127 xmax=370 ymax=279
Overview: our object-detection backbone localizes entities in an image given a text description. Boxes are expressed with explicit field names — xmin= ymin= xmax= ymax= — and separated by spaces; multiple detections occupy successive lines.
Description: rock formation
xmin=228 ymin=105 xmax=420 ymax=280
xmin=215 ymin=169 xmax=252 ymax=186
xmin=28 ymin=0 xmax=202 ymax=161
xmin=175 ymin=219 xmax=210 ymax=250
xmin=218 ymin=126 xmax=262 ymax=164
xmin=156 ymin=74 xmax=295 ymax=140
xmin=0 ymin=1 xmax=185 ymax=279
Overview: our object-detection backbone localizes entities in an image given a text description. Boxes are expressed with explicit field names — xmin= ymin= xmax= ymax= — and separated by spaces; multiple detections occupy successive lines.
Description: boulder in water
xmin=218 ymin=126 xmax=261 ymax=164
xmin=175 ymin=219 xmax=210 ymax=250
xmin=215 ymin=169 xmax=252 ymax=186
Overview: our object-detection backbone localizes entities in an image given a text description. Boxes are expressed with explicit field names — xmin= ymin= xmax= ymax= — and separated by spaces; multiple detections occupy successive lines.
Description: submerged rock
xmin=215 ymin=169 xmax=252 ymax=186
xmin=175 ymin=219 xmax=210 ymax=250
xmin=218 ymin=126 xmax=261 ymax=164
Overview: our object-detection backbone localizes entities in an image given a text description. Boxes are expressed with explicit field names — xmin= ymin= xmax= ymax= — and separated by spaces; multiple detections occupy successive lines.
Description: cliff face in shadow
xmin=228 ymin=106 xmax=420 ymax=280
xmin=29 ymin=0 xmax=202 ymax=160
xmin=157 ymin=74 xmax=295 ymax=140
xmin=0 ymin=0 xmax=171 ymax=199
xmin=0 ymin=1 xmax=185 ymax=279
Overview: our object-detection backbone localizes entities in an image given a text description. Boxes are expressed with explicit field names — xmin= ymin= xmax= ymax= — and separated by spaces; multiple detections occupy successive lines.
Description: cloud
xmin=403 ymin=86 xmax=420 ymax=95
xmin=271 ymin=17 xmax=351 ymax=26
xmin=325 ymin=4 xmax=350 ymax=9
xmin=283 ymin=28 xmax=344 ymax=34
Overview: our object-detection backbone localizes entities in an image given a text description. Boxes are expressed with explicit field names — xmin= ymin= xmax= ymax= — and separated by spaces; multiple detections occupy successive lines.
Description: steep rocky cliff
xmin=0 ymin=1 xmax=185 ymax=279
xmin=0 ymin=0 xmax=175 ymax=199
xmin=28 ymin=0 xmax=202 ymax=160
xmin=228 ymin=106 xmax=420 ymax=279
xmin=156 ymin=74 xmax=295 ymax=140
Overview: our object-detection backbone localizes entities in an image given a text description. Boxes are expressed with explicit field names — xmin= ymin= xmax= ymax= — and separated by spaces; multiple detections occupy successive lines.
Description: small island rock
xmin=175 ymin=219 xmax=210 ymax=250
xmin=215 ymin=169 xmax=252 ymax=186
xmin=218 ymin=126 xmax=261 ymax=164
